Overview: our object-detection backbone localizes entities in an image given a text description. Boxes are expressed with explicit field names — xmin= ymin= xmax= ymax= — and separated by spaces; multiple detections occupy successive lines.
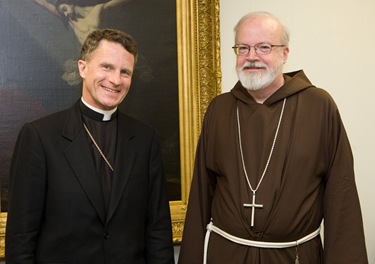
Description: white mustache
xmin=242 ymin=62 xmax=267 ymax=70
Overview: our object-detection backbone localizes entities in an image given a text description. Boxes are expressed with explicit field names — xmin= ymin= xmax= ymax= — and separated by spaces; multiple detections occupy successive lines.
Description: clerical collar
xmin=80 ymin=98 xmax=117 ymax=121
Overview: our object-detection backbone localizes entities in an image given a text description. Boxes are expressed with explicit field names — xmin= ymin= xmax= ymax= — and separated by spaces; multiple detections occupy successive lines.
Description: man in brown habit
xmin=178 ymin=11 xmax=368 ymax=263
xmin=6 ymin=29 xmax=174 ymax=263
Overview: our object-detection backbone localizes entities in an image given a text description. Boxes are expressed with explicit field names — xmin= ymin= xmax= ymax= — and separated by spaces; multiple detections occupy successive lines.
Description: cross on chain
xmin=243 ymin=191 xmax=263 ymax=227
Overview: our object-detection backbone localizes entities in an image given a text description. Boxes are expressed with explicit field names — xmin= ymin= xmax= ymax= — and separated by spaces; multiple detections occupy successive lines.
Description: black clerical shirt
xmin=79 ymin=101 xmax=117 ymax=212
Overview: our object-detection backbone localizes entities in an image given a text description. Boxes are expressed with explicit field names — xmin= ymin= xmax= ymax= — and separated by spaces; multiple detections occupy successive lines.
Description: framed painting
xmin=0 ymin=0 xmax=221 ymax=257
xmin=171 ymin=0 xmax=221 ymax=243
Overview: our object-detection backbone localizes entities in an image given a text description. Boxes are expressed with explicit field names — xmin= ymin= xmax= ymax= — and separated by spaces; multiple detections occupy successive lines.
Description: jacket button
xmin=104 ymin=232 xmax=110 ymax=239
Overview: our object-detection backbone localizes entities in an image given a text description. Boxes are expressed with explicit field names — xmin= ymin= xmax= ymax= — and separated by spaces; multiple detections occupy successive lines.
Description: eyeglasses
xmin=232 ymin=43 xmax=286 ymax=56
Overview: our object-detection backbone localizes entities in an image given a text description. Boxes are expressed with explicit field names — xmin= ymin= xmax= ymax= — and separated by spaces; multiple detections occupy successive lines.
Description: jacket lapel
xmin=106 ymin=114 xmax=136 ymax=224
xmin=62 ymin=102 xmax=106 ymax=223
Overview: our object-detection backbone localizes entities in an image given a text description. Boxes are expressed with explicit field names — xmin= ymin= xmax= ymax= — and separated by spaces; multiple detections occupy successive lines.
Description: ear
xmin=78 ymin=60 xmax=87 ymax=79
xmin=283 ymin=46 xmax=290 ymax=64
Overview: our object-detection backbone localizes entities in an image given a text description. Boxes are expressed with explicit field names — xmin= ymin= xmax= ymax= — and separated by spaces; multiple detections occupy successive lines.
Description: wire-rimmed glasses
xmin=232 ymin=43 xmax=286 ymax=56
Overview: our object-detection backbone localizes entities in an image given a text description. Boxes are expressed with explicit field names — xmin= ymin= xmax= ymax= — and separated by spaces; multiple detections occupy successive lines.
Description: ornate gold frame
xmin=0 ymin=0 xmax=221 ymax=257
xmin=0 ymin=213 xmax=4 ymax=258
xmin=171 ymin=0 xmax=221 ymax=243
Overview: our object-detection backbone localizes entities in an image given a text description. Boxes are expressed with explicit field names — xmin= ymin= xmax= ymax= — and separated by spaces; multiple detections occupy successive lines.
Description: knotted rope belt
xmin=203 ymin=221 xmax=321 ymax=264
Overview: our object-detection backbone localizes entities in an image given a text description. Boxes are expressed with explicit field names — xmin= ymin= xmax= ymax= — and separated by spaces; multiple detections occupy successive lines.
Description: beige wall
xmin=220 ymin=0 xmax=375 ymax=263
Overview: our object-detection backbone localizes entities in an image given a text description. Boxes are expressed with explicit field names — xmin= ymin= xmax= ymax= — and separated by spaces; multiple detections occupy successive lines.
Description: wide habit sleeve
xmin=323 ymin=100 xmax=368 ymax=263
xmin=178 ymin=102 xmax=217 ymax=264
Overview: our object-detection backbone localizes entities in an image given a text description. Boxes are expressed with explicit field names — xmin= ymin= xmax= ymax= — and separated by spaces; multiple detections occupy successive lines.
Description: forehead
xmin=93 ymin=40 xmax=127 ymax=55
xmin=89 ymin=40 xmax=134 ymax=65
xmin=236 ymin=16 xmax=282 ymax=44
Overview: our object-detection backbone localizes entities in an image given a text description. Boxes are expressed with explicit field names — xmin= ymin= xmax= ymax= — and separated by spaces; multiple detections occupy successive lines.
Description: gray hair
xmin=234 ymin=11 xmax=290 ymax=45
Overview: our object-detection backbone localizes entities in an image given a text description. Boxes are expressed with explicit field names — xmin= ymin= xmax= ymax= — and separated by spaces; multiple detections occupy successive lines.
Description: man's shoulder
xmin=298 ymin=85 xmax=335 ymax=103
xmin=21 ymin=105 xmax=76 ymax=136
xmin=117 ymin=111 xmax=156 ymax=134
xmin=210 ymin=91 xmax=235 ymax=104
xmin=207 ymin=91 xmax=236 ymax=111
xmin=32 ymin=105 xmax=73 ymax=124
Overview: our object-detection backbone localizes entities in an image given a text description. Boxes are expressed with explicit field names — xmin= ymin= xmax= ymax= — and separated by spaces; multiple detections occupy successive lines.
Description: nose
xmin=109 ymin=72 xmax=121 ymax=85
xmin=246 ymin=47 xmax=259 ymax=60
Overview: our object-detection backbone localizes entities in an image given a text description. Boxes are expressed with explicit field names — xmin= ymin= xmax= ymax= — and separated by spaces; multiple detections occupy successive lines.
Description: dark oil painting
xmin=0 ymin=0 xmax=181 ymax=212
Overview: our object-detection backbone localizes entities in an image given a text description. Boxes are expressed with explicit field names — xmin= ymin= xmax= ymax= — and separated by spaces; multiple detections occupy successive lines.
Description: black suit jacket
xmin=6 ymin=101 xmax=174 ymax=264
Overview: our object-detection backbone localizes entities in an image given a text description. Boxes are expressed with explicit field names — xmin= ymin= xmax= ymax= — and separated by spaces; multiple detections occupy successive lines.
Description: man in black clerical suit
xmin=5 ymin=28 xmax=174 ymax=264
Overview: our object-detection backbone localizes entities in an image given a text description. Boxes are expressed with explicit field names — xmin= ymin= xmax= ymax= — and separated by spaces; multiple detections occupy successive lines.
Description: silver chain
xmin=236 ymin=98 xmax=286 ymax=193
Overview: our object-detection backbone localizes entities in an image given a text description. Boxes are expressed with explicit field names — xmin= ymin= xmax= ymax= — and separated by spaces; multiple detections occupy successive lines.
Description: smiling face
xmin=235 ymin=15 xmax=289 ymax=92
xmin=78 ymin=40 xmax=135 ymax=110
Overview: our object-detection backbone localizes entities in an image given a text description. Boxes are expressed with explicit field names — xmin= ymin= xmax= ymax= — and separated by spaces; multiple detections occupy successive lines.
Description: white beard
xmin=237 ymin=60 xmax=283 ymax=91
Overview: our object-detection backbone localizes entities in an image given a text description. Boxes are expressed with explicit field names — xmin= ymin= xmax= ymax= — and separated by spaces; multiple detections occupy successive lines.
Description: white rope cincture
xmin=203 ymin=221 xmax=320 ymax=264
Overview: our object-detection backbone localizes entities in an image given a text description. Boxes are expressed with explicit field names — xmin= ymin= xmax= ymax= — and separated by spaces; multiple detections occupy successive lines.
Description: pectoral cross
xmin=243 ymin=191 xmax=263 ymax=227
